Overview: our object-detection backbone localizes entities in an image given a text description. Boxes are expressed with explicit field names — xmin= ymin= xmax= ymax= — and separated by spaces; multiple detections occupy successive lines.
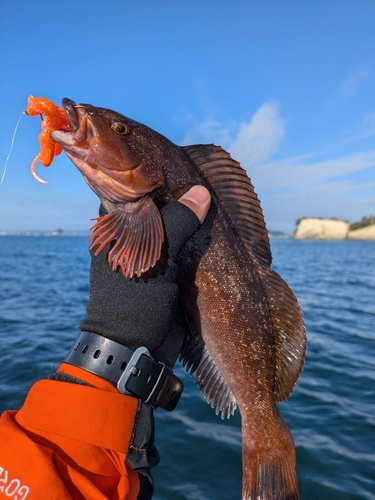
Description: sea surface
xmin=0 ymin=236 xmax=374 ymax=499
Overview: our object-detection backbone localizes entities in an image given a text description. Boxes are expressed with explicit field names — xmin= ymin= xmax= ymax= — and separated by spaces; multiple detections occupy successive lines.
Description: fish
xmin=51 ymin=98 xmax=306 ymax=500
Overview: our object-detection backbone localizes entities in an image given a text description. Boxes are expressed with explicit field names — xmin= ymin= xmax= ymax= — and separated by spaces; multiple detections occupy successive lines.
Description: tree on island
xmin=349 ymin=215 xmax=375 ymax=231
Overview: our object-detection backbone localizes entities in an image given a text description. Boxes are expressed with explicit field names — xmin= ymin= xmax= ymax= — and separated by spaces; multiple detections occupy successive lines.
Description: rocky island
xmin=294 ymin=216 xmax=375 ymax=240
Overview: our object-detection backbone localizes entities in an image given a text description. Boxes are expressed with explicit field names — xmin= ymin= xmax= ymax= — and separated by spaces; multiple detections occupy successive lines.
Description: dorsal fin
xmin=182 ymin=144 xmax=306 ymax=403
xmin=182 ymin=144 xmax=272 ymax=268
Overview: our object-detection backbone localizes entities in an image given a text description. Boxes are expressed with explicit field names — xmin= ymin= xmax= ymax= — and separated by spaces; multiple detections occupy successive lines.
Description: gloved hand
xmin=57 ymin=186 xmax=211 ymax=500
xmin=79 ymin=186 xmax=211 ymax=356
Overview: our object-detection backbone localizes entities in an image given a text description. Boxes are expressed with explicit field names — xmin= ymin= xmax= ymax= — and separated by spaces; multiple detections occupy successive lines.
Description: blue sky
xmin=0 ymin=0 xmax=374 ymax=234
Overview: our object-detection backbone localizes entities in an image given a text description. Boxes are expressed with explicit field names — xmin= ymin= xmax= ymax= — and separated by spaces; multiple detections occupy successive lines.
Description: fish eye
xmin=111 ymin=122 xmax=130 ymax=135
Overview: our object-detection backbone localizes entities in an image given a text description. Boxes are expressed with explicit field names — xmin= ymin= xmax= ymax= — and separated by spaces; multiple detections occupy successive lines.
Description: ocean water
xmin=0 ymin=236 xmax=374 ymax=499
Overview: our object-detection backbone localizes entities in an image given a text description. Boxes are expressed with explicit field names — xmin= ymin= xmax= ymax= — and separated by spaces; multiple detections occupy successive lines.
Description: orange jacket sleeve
xmin=0 ymin=368 xmax=141 ymax=500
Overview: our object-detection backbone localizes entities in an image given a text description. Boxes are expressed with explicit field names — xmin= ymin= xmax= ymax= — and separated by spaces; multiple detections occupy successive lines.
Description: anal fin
xmin=180 ymin=315 xmax=237 ymax=419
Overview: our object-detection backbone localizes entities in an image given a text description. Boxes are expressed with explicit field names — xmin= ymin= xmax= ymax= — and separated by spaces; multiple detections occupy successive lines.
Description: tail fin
xmin=241 ymin=417 xmax=299 ymax=500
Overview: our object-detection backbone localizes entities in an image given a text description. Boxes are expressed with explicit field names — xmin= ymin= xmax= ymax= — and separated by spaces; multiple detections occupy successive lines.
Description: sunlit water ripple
xmin=0 ymin=237 xmax=374 ymax=499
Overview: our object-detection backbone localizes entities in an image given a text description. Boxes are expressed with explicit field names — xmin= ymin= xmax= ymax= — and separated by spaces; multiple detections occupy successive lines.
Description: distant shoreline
xmin=0 ymin=231 xmax=89 ymax=237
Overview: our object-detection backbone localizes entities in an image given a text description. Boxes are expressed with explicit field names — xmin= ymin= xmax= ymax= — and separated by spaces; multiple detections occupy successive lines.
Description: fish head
xmin=51 ymin=98 xmax=165 ymax=204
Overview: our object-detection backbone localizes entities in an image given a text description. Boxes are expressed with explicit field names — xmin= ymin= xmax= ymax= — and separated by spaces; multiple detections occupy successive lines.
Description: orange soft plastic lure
xmin=25 ymin=95 xmax=71 ymax=184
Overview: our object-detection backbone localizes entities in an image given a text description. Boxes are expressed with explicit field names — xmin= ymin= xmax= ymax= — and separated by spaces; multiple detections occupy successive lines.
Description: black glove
xmin=79 ymin=200 xmax=201 ymax=356
xmin=69 ymin=199 xmax=205 ymax=500
xmin=52 ymin=191 xmax=210 ymax=500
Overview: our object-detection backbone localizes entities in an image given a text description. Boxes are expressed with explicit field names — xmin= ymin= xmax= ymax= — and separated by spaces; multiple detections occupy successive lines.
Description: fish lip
xmin=62 ymin=98 xmax=79 ymax=132
xmin=61 ymin=97 xmax=90 ymax=142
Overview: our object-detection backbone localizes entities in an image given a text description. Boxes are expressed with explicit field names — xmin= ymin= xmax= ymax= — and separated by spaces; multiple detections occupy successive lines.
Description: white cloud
xmin=261 ymin=178 xmax=375 ymax=232
xmin=181 ymin=101 xmax=375 ymax=232
xmin=181 ymin=119 xmax=232 ymax=146
xmin=364 ymin=112 xmax=375 ymax=136
xmin=338 ymin=67 xmax=371 ymax=98
xmin=228 ymin=101 xmax=285 ymax=167
xmin=255 ymin=153 xmax=375 ymax=232
xmin=250 ymin=150 xmax=375 ymax=191
xmin=182 ymin=100 xmax=285 ymax=167
xmin=251 ymin=150 xmax=375 ymax=231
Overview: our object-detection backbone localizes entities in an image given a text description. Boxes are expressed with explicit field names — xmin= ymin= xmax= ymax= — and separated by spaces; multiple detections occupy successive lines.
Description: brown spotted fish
xmin=52 ymin=98 xmax=306 ymax=500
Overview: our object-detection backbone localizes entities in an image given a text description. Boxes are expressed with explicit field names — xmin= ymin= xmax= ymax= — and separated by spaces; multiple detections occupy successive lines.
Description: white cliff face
xmin=294 ymin=218 xmax=349 ymax=240
xmin=348 ymin=224 xmax=375 ymax=240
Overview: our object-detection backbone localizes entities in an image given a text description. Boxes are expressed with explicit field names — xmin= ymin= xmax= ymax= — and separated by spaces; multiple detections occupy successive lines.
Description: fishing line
xmin=0 ymin=112 xmax=24 ymax=186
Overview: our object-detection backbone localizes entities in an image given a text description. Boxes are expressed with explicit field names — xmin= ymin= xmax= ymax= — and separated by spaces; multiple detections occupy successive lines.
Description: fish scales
xmin=51 ymin=98 xmax=306 ymax=500
xmin=178 ymin=207 xmax=298 ymax=494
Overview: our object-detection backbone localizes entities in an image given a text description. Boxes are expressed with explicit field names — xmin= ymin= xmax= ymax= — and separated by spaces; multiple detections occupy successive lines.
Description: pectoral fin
xmin=88 ymin=196 xmax=164 ymax=278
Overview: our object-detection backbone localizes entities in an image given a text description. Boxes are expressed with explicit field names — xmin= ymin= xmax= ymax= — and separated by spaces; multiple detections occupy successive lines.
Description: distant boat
xmin=51 ymin=229 xmax=65 ymax=236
